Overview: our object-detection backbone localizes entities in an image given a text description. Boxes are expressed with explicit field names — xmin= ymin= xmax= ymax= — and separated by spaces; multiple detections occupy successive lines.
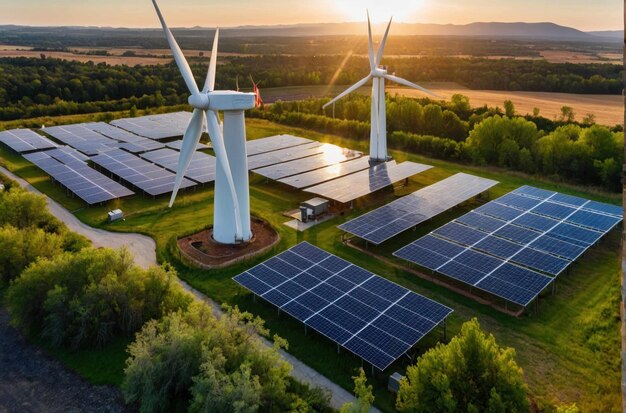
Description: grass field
xmin=0 ymin=117 xmax=622 ymax=412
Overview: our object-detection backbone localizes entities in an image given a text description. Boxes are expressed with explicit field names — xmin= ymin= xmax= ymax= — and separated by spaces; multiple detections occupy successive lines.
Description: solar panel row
xmin=23 ymin=148 xmax=134 ymax=204
xmin=0 ymin=129 xmax=58 ymax=153
xmin=394 ymin=186 xmax=622 ymax=307
xmin=90 ymin=148 xmax=196 ymax=196
xmin=82 ymin=122 xmax=165 ymax=152
xmin=277 ymin=156 xmax=373 ymax=189
xmin=247 ymin=142 xmax=326 ymax=170
xmin=111 ymin=111 xmax=196 ymax=140
xmin=43 ymin=124 xmax=122 ymax=156
xmin=165 ymin=140 xmax=210 ymax=151
xmin=140 ymin=148 xmax=216 ymax=184
xmin=233 ymin=242 xmax=453 ymax=370
xmin=305 ymin=161 xmax=433 ymax=203
xmin=247 ymin=134 xmax=313 ymax=156
xmin=253 ymin=148 xmax=363 ymax=180
xmin=339 ymin=173 xmax=498 ymax=244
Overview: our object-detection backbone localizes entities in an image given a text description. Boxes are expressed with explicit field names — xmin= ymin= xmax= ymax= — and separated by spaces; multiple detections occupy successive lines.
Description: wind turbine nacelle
xmin=371 ymin=68 xmax=388 ymax=78
xmin=208 ymin=91 xmax=256 ymax=111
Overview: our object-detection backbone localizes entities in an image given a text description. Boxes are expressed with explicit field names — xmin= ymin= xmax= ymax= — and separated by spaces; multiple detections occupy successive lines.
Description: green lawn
xmin=1 ymin=117 xmax=621 ymax=412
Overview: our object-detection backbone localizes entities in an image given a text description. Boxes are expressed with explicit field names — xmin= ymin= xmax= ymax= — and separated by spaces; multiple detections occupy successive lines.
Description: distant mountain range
xmin=0 ymin=22 xmax=622 ymax=41
xmin=209 ymin=22 xmax=623 ymax=41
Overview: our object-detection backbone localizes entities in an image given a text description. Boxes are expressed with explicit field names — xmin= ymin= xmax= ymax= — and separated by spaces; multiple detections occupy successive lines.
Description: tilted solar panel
xmin=233 ymin=242 xmax=453 ymax=371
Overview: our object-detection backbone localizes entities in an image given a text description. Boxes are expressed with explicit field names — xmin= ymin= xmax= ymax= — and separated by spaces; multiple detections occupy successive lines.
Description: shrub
xmin=6 ymin=247 xmax=192 ymax=349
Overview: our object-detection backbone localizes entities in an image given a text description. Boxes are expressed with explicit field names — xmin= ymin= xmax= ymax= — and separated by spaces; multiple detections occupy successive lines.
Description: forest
xmin=0 ymin=56 xmax=622 ymax=121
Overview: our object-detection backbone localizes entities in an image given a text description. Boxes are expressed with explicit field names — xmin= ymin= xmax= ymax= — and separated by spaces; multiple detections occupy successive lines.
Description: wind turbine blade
xmin=383 ymin=74 xmax=442 ymax=98
xmin=203 ymin=28 xmax=219 ymax=93
xmin=205 ymin=110 xmax=243 ymax=240
xmin=375 ymin=17 xmax=393 ymax=67
xmin=151 ymin=0 xmax=199 ymax=96
xmin=168 ymin=108 xmax=204 ymax=207
xmin=367 ymin=10 xmax=375 ymax=70
xmin=322 ymin=75 xmax=372 ymax=109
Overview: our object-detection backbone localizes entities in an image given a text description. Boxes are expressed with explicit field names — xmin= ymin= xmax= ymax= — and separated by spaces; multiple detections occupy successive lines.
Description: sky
xmin=0 ymin=0 xmax=621 ymax=31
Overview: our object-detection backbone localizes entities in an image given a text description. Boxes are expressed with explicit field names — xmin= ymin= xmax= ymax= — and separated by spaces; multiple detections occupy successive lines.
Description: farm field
xmin=0 ymin=115 xmax=621 ymax=412
xmin=261 ymin=82 xmax=623 ymax=126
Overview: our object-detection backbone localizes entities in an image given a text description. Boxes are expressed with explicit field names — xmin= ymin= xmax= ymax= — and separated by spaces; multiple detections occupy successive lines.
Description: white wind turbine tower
xmin=323 ymin=12 xmax=440 ymax=163
xmin=151 ymin=0 xmax=256 ymax=244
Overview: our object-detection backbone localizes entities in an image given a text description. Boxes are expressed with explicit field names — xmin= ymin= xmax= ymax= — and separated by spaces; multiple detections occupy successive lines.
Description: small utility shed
xmin=301 ymin=197 xmax=329 ymax=218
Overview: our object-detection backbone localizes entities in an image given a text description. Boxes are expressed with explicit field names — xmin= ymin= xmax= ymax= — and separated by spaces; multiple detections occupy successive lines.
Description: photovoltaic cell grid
xmin=43 ymin=124 xmax=123 ymax=156
xmin=278 ymin=156 xmax=373 ymax=189
xmin=140 ymin=148 xmax=216 ymax=184
xmin=247 ymin=141 xmax=326 ymax=170
xmin=233 ymin=242 xmax=453 ymax=371
xmin=394 ymin=186 xmax=622 ymax=307
xmin=0 ymin=129 xmax=58 ymax=153
xmin=339 ymin=173 xmax=498 ymax=244
xmin=22 ymin=149 xmax=134 ymax=204
xmin=81 ymin=122 xmax=165 ymax=152
xmin=90 ymin=149 xmax=196 ymax=196
xmin=253 ymin=147 xmax=363 ymax=180
xmin=246 ymin=134 xmax=313 ymax=156
xmin=305 ymin=161 xmax=433 ymax=203
xmin=111 ymin=112 xmax=196 ymax=140
xmin=165 ymin=140 xmax=210 ymax=151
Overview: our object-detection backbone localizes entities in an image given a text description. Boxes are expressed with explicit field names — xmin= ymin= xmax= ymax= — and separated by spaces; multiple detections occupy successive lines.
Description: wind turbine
xmin=323 ymin=12 xmax=440 ymax=163
xmin=151 ymin=0 xmax=256 ymax=244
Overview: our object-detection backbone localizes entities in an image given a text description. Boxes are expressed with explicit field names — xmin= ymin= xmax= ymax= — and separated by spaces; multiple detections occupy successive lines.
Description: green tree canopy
xmin=396 ymin=318 xmax=529 ymax=413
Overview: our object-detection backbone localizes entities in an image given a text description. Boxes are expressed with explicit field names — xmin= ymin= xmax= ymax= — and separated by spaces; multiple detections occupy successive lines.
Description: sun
xmin=333 ymin=0 xmax=421 ymax=23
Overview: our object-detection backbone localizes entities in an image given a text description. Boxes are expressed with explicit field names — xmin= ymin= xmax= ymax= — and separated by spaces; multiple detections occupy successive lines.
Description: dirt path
xmin=0 ymin=309 xmax=130 ymax=413
xmin=0 ymin=166 xmax=372 ymax=411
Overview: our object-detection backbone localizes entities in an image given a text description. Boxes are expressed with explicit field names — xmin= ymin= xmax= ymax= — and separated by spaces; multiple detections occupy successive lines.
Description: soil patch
xmin=178 ymin=217 xmax=279 ymax=269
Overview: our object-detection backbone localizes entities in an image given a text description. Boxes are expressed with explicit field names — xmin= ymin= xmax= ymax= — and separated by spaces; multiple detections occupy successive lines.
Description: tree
xmin=340 ymin=369 xmax=374 ymax=413
xmin=503 ymin=100 xmax=515 ymax=117
xmin=582 ymin=113 xmax=596 ymax=125
xmin=560 ymin=106 xmax=575 ymax=122
xmin=556 ymin=403 xmax=580 ymax=413
xmin=396 ymin=318 xmax=529 ymax=413
xmin=532 ymin=107 xmax=540 ymax=117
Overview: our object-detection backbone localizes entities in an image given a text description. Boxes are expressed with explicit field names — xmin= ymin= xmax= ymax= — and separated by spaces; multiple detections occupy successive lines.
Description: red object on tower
xmin=250 ymin=75 xmax=264 ymax=109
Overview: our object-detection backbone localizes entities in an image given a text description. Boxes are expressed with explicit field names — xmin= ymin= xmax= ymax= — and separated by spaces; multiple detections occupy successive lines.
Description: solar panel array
xmin=233 ymin=242 xmax=453 ymax=370
xmin=23 ymin=147 xmax=134 ymax=204
xmin=43 ymin=124 xmax=120 ymax=155
xmin=90 ymin=148 xmax=196 ymax=196
xmin=253 ymin=148 xmax=363 ymax=180
xmin=140 ymin=148 xmax=216 ymax=184
xmin=305 ymin=161 xmax=433 ymax=203
xmin=247 ymin=142 xmax=327 ymax=170
xmin=165 ymin=140 xmax=210 ymax=151
xmin=111 ymin=112 xmax=195 ymax=140
xmin=247 ymin=134 xmax=312 ymax=156
xmin=0 ymin=129 xmax=58 ymax=153
xmin=394 ymin=186 xmax=622 ymax=307
xmin=82 ymin=122 xmax=165 ymax=152
xmin=278 ymin=156 xmax=373 ymax=189
xmin=339 ymin=173 xmax=498 ymax=244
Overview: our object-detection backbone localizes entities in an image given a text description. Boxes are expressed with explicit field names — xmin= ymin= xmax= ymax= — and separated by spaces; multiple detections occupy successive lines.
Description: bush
xmin=6 ymin=247 xmax=192 ymax=349
xmin=396 ymin=318 xmax=529 ymax=413
xmin=123 ymin=304 xmax=332 ymax=413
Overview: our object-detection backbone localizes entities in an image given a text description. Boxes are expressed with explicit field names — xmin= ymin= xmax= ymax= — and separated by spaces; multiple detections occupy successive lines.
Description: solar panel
xmin=305 ymin=161 xmax=432 ymax=203
xmin=0 ymin=129 xmax=58 ymax=153
xmin=253 ymin=148 xmax=363 ymax=180
xmin=165 ymin=140 xmax=210 ymax=151
xmin=90 ymin=148 xmax=196 ymax=196
xmin=111 ymin=112 xmax=196 ymax=140
xmin=82 ymin=122 xmax=165 ymax=152
xmin=339 ymin=173 xmax=498 ymax=244
xmin=140 ymin=148 xmax=216 ymax=184
xmin=233 ymin=242 xmax=453 ymax=371
xmin=278 ymin=156 xmax=373 ymax=189
xmin=246 ymin=135 xmax=313 ymax=156
xmin=394 ymin=186 xmax=621 ymax=307
xmin=43 ymin=124 xmax=122 ymax=155
xmin=23 ymin=149 xmax=134 ymax=204
xmin=247 ymin=142 xmax=328 ymax=170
